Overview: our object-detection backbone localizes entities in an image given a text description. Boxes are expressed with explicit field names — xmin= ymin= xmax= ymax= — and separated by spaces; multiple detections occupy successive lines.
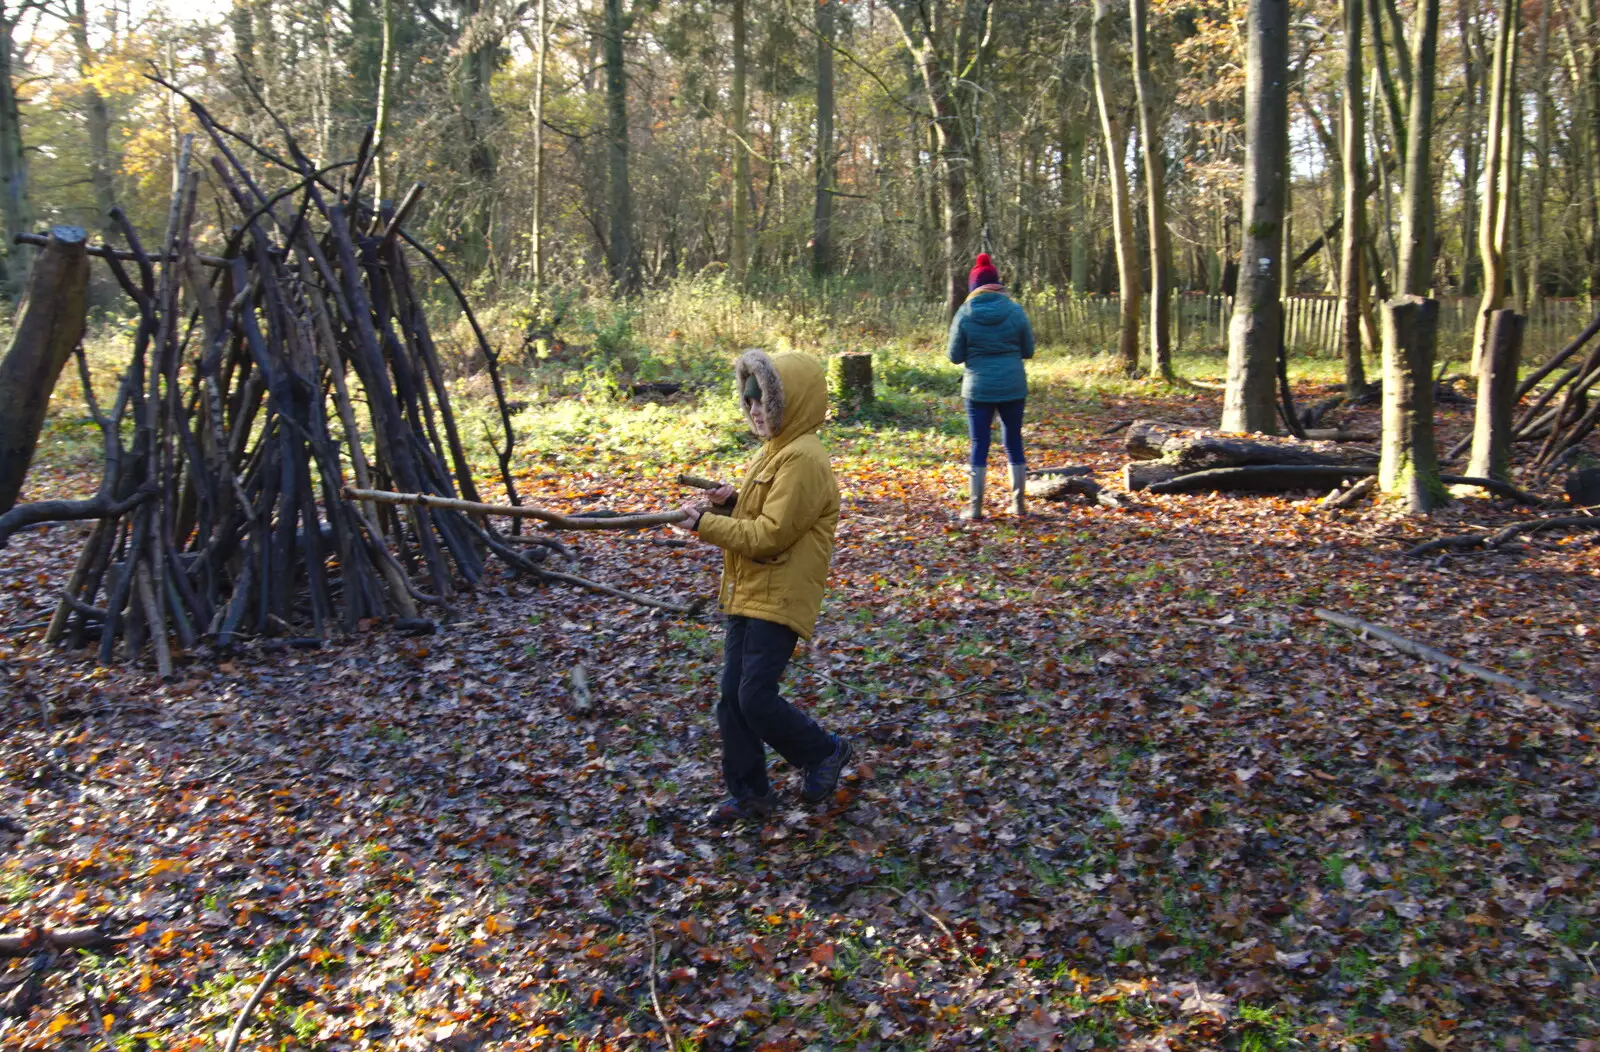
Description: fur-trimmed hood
xmin=733 ymin=349 xmax=827 ymax=448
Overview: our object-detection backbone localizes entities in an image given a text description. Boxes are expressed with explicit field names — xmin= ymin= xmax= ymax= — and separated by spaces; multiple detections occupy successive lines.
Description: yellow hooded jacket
xmin=696 ymin=350 xmax=840 ymax=639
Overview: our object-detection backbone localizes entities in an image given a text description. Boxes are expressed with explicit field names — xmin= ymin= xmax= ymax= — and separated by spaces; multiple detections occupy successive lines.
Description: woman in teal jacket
xmin=948 ymin=253 xmax=1034 ymax=519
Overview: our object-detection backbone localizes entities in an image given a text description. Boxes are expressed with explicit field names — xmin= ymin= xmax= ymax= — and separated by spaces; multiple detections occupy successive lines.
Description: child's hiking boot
xmin=801 ymin=737 xmax=853 ymax=804
xmin=704 ymin=791 xmax=778 ymax=828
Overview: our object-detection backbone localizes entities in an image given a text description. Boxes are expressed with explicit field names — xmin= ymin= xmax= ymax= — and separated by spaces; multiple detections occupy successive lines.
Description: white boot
xmin=961 ymin=467 xmax=986 ymax=521
xmin=1009 ymin=464 xmax=1028 ymax=517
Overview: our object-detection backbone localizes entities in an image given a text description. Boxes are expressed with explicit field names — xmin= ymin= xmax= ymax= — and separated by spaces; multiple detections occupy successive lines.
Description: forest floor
xmin=1 ymin=343 xmax=1597 ymax=1051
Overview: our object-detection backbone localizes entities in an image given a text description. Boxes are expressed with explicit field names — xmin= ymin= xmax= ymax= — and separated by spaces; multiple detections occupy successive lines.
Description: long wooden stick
xmin=344 ymin=486 xmax=688 ymax=531
xmin=1312 ymin=608 xmax=1585 ymax=713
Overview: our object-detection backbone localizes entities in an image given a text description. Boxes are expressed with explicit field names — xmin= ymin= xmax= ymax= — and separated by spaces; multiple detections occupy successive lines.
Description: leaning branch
xmin=1312 ymin=608 xmax=1586 ymax=714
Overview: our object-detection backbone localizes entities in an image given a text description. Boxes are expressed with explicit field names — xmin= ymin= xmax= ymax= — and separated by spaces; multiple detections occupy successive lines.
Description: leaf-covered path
xmin=2 ymin=383 xmax=1597 ymax=1051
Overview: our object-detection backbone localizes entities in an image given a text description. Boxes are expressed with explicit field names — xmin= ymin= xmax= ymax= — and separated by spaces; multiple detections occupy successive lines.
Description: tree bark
xmin=1458 ymin=0 xmax=1481 ymax=296
xmin=812 ymin=0 xmax=835 ymax=278
xmin=1472 ymin=0 xmax=1518 ymax=372
xmin=530 ymin=0 xmax=548 ymax=293
xmin=730 ymin=0 xmax=747 ymax=280
xmin=1467 ymin=309 xmax=1524 ymax=481
xmin=0 ymin=5 xmax=32 ymax=298
xmin=1379 ymin=294 xmax=1447 ymax=512
xmin=1130 ymin=0 xmax=1172 ymax=379
xmin=1524 ymin=0 xmax=1550 ymax=308
xmin=1223 ymin=0 xmax=1289 ymax=433
xmin=604 ymin=0 xmax=640 ymax=293
xmin=1396 ymin=0 xmax=1441 ymax=296
xmin=372 ymin=0 xmax=394 ymax=203
xmin=0 ymin=227 xmax=90 ymax=514
xmin=70 ymin=0 xmax=115 ymax=234
xmin=1091 ymin=0 xmax=1141 ymax=375
xmin=1340 ymin=0 xmax=1370 ymax=397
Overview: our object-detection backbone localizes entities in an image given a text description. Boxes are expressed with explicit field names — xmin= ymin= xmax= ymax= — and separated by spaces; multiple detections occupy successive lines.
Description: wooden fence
xmin=1023 ymin=292 xmax=1594 ymax=366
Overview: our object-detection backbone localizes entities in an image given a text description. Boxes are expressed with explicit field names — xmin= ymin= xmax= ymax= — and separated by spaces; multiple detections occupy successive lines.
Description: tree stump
xmin=1379 ymin=295 xmax=1447 ymax=513
xmin=0 ymin=226 xmax=89 ymax=513
xmin=1466 ymin=309 xmax=1524 ymax=482
xmin=831 ymin=352 xmax=874 ymax=409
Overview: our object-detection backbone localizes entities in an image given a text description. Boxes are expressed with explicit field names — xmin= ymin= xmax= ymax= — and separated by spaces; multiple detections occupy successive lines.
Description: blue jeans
xmin=966 ymin=399 xmax=1026 ymax=468
xmin=717 ymin=616 xmax=835 ymax=800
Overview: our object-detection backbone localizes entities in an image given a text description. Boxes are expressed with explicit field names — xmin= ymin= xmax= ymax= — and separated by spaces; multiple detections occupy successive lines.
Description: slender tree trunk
xmin=372 ymin=0 xmax=394 ymax=203
xmin=1472 ymin=0 xmax=1518 ymax=372
xmin=1525 ymin=0 xmax=1550 ymax=307
xmin=731 ymin=0 xmax=748 ymax=280
xmin=1131 ymin=0 xmax=1172 ymax=378
xmin=1223 ymin=0 xmax=1289 ymax=433
xmin=1062 ymin=113 xmax=1088 ymax=290
xmin=530 ymin=0 xmax=548 ymax=294
xmin=1341 ymin=0 xmax=1370 ymax=396
xmin=1091 ymin=0 xmax=1141 ymax=374
xmin=1467 ymin=308 xmax=1524 ymax=480
xmin=812 ymin=0 xmax=835 ymax=278
xmin=1396 ymin=0 xmax=1440 ymax=296
xmin=70 ymin=0 xmax=115 ymax=234
xmin=1458 ymin=0 xmax=1481 ymax=295
xmin=604 ymin=0 xmax=639 ymax=293
xmin=1381 ymin=0 xmax=1444 ymax=513
xmin=0 ymin=7 xmax=32 ymax=297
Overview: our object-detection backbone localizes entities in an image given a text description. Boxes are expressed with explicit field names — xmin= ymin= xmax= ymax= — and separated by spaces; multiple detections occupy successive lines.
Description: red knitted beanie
xmin=968 ymin=253 xmax=1000 ymax=291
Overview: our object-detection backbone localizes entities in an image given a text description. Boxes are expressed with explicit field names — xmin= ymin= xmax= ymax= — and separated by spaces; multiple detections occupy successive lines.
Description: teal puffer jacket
xmin=947 ymin=292 xmax=1035 ymax=403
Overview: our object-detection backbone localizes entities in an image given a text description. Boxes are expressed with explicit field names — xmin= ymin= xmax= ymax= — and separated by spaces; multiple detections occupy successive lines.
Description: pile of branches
xmin=5 ymin=88 xmax=691 ymax=674
xmin=1501 ymin=309 xmax=1600 ymax=479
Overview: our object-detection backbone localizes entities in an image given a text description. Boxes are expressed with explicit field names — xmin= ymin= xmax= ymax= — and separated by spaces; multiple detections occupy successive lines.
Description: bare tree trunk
xmin=1458 ymin=0 xmax=1481 ymax=296
xmin=812 ymin=0 xmax=835 ymax=278
xmin=1065 ymin=121 xmax=1089 ymax=292
xmin=604 ymin=0 xmax=640 ymax=293
xmin=1091 ymin=0 xmax=1141 ymax=375
xmin=1131 ymin=0 xmax=1172 ymax=379
xmin=1525 ymin=0 xmax=1550 ymax=308
xmin=0 ymin=227 xmax=89 ymax=513
xmin=1382 ymin=0 xmax=1445 ymax=513
xmin=1341 ymin=0 xmax=1370 ymax=396
xmin=1223 ymin=0 xmax=1289 ymax=433
xmin=70 ymin=0 xmax=115 ymax=233
xmin=1472 ymin=0 xmax=1518 ymax=372
xmin=530 ymin=0 xmax=548 ymax=293
xmin=731 ymin=0 xmax=748 ymax=280
xmin=0 ymin=5 xmax=32 ymax=298
xmin=1467 ymin=309 xmax=1524 ymax=481
xmin=1396 ymin=0 xmax=1440 ymax=296
xmin=372 ymin=0 xmax=394 ymax=203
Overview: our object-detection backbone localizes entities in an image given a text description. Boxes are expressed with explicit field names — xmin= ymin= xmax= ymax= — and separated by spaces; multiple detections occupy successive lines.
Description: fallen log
xmin=1148 ymin=465 xmax=1374 ymax=494
xmin=1125 ymin=419 xmax=1375 ymax=471
xmin=1312 ymin=608 xmax=1586 ymax=714
xmin=1319 ymin=476 xmax=1377 ymax=510
xmin=1124 ymin=462 xmax=1186 ymax=492
xmin=1405 ymin=515 xmax=1600 ymax=557
xmin=1148 ymin=465 xmax=1540 ymax=500
xmin=1025 ymin=473 xmax=1103 ymax=504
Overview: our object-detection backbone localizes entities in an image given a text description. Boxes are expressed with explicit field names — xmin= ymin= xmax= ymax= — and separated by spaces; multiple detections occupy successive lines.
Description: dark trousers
xmin=966 ymin=398 xmax=1026 ymax=467
xmin=718 ymin=615 xmax=835 ymax=800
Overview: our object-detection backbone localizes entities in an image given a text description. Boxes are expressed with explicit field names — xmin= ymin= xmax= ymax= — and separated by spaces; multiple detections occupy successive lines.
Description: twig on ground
xmin=2 ymin=619 xmax=50 ymax=636
xmin=869 ymin=885 xmax=983 ymax=973
xmin=1405 ymin=514 xmax=1600 ymax=557
xmin=78 ymin=975 xmax=109 ymax=1043
xmin=799 ymin=667 xmax=987 ymax=703
xmin=536 ymin=568 xmax=704 ymax=615
xmin=222 ymin=939 xmax=305 ymax=1052
xmin=1320 ymin=476 xmax=1377 ymax=511
xmin=646 ymin=922 xmax=677 ymax=1050
xmin=1312 ymin=608 xmax=1586 ymax=715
